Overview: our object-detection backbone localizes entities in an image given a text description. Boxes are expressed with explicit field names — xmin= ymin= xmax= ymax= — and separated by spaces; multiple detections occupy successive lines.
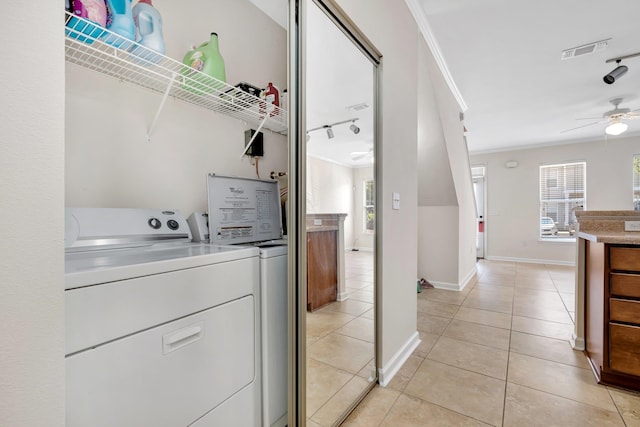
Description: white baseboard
xmin=459 ymin=266 xmax=477 ymax=291
xmin=486 ymin=255 xmax=575 ymax=267
xmin=570 ymin=333 xmax=585 ymax=351
xmin=429 ymin=280 xmax=459 ymax=291
xmin=336 ymin=292 xmax=349 ymax=301
xmin=427 ymin=265 xmax=477 ymax=292
xmin=378 ymin=331 xmax=420 ymax=387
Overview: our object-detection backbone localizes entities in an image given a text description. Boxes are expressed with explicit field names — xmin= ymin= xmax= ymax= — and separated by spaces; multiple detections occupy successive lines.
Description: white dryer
xmin=64 ymin=207 xmax=262 ymax=427
xmin=204 ymin=174 xmax=288 ymax=427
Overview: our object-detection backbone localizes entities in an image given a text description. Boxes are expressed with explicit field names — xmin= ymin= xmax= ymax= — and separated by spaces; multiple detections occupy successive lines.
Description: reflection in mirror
xmin=305 ymin=0 xmax=376 ymax=424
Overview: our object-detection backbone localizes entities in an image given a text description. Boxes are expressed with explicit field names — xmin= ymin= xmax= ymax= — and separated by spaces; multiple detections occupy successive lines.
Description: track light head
xmin=306 ymin=133 xmax=311 ymax=142
xmin=603 ymin=62 xmax=628 ymax=84
xmin=326 ymin=127 xmax=334 ymax=139
xmin=349 ymin=123 xmax=360 ymax=134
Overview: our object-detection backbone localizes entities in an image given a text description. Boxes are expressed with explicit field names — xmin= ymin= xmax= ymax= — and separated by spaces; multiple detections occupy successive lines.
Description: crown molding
xmin=404 ymin=0 xmax=468 ymax=112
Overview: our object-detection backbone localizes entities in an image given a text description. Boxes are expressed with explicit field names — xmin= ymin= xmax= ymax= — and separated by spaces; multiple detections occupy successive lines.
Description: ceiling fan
xmin=350 ymin=147 xmax=373 ymax=161
xmin=562 ymin=98 xmax=640 ymax=135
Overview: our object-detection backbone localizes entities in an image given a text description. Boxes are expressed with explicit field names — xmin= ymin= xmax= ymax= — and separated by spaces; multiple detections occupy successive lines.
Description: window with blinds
xmin=539 ymin=162 xmax=586 ymax=239
xmin=364 ymin=179 xmax=375 ymax=232
xmin=634 ymin=155 xmax=640 ymax=210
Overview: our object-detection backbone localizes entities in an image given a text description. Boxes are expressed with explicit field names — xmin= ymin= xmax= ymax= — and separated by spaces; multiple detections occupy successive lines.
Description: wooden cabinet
xmin=585 ymin=242 xmax=640 ymax=390
xmin=307 ymin=230 xmax=338 ymax=311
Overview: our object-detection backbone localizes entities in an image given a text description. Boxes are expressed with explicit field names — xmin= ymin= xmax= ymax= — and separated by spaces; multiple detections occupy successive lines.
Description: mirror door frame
xmin=288 ymin=1 xmax=382 ymax=425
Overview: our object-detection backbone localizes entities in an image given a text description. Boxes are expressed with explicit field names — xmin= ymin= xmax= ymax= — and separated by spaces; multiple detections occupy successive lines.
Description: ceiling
xmin=305 ymin=2 xmax=375 ymax=167
xmin=252 ymin=0 xmax=640 ymax=160
xmin=418 ymin=0 xmax=640 ymax=153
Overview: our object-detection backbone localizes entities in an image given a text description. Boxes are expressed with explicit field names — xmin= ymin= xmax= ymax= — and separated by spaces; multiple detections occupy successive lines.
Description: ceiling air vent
xmin=346 ymin=102 xmax=370 ymax=111
xmin=561 ymin=39 xmax=610 ymax=60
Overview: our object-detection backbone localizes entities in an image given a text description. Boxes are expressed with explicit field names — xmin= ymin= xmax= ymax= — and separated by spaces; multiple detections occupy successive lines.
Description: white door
xmin=472 ymin=167 xmax=486 ymax=259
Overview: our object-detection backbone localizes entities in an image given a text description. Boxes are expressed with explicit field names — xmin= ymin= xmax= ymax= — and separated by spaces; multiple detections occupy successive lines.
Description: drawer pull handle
xmin=163 ymin=322 xmax=204 ymax=354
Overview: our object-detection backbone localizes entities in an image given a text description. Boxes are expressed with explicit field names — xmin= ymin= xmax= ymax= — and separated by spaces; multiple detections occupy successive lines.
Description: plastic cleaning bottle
xmin=131 ymin=0 xmax=165 ymax=62
xmin=103 ymin=0 xmax=135 ymax=47
xmin=261 ymin=82 xmax=280 ymax=116
xmin=66 ymin=0 xmax=107 ymax=44
xmin=182 ymin=33 xmax=226 ymax=92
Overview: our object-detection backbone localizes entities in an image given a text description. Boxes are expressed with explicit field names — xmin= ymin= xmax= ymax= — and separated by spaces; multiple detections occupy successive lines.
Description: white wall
xmin=416 ymin=36 xmax=477 ymax=289
xmin=336 ymin=0 xmax=419 ymax=370
xmin=471 ymin=136 xmax=640 ymax=264
xmin=353 ymin=166 xmax=375 ymax=251
xmin=0 ymin=2 xmax=65 ymax=426
xmin=307 ymin=156 xmax=355 ymax=247
xmin=66 ymin=0 xmax=288 ymax=214
xmin=418 ymin=207 xmax=459 ymax=283
xmin=306 ymin=158 xmax=374 ymax=252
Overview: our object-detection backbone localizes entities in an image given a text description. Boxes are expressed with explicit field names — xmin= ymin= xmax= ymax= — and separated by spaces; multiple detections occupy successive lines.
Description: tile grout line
xmin=500 ymin=263 xmax=520 ymax=427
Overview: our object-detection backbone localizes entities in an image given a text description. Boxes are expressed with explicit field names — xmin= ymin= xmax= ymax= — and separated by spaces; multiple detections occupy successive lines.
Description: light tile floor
xmin=307 ymin=250 xmax=376 ymax=426
xmin=342 ymin=258 xmax=640 ymax=427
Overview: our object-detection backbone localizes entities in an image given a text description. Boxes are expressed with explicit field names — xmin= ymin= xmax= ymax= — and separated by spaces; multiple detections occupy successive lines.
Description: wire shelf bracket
xmin=64 ymin=11 xmax=288 ymax=140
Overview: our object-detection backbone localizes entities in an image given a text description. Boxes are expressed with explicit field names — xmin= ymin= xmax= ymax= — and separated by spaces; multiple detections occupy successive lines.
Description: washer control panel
xmin=65 ymin=208 xmax=192 ymax=250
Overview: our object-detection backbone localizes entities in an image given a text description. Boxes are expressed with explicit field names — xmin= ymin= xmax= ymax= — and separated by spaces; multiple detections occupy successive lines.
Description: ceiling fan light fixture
xmin=605 ymin=120 xmax=628 ymax=136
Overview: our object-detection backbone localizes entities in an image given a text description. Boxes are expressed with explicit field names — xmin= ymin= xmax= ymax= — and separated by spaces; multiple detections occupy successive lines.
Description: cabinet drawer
xmin=610 ymin=247 xmax=640 ymax=272
xmin=610 ymin=298 xmax=640 ymax=324
xmin=609 ymin=323 xmax=640 ymax=376
xmin=610 ymin=273 xmax=640 ymax=298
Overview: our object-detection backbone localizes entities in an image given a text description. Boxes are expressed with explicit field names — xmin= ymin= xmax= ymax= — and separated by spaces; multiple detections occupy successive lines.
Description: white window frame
xmin=363 ymin=179 xmax=374 ymax=233
xmin=539 ymin=161 xmax=586 ymax=241
xmin=634 ymin=154 xmax=640 ymax=211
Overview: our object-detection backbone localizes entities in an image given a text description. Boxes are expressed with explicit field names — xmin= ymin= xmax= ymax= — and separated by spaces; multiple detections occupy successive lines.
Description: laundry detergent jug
xmin=66 ymin=0 xmax=107 ymax=44
xmin=182 ymin=33 xmax=227 ymax=93
xmin=103 ymin=0 xmax=135 ymax=47
xmin=131 ymin=0 xmax=165 ymax=62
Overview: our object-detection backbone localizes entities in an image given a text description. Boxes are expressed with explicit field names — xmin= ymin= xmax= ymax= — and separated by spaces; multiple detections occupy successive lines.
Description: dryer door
xmin=66 ymin=296 xmax=258 ymax=427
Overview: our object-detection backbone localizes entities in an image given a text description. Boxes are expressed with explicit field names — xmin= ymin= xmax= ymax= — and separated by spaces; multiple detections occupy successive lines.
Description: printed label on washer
xmin=207 ymin=175 xmax=282 ymax=245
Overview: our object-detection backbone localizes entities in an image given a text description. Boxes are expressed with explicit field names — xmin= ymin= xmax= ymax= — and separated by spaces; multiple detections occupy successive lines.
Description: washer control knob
xmin=167 ymin=219 xmax=179 ymax=230
xmin=148 ymin=218 xmax=162 ymax=229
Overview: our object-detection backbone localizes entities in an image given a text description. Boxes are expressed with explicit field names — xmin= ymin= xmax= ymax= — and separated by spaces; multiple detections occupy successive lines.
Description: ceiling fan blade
xmin=575 ymin=116 xmax=602 ymax=120
xmin=560 ymin=120 xmax=604 ymax=133
xmin=350 ymin=148 xmax=373 ymax=160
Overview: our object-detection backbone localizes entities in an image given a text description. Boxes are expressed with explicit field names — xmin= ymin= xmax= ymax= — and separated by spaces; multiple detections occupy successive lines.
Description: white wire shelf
xmin=64 ymin=11 xmax=288 ymax=135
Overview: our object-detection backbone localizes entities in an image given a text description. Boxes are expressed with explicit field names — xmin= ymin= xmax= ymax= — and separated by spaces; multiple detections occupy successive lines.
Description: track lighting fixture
xmin=306 ymin=118 xmax=360 ymax=141
xmin=603 ymin=60 xmax=628 ymax=84
xmin=326 ymin=126 xmax=334 ymax=139
xmin=603 ymin=51 xmax=640 ymax=84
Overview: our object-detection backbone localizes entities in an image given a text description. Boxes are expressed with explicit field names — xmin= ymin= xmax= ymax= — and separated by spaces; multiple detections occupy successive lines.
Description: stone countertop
xmin=576 ymin=210 xmax=640 ymax=244
xmin=307 ymin=225 xmax=339 ymax=232
xmin=577 ymin=231 xmax=640 ymax=244
xmin=575 ymin=210 xmax=640 ymax=220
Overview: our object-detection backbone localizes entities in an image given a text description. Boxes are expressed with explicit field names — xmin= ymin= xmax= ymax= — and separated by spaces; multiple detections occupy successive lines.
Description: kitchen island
xmin=573 ymin=210 xmax=640 ymax=391
xmin=306 ymin=213 xmax=347 ymax=311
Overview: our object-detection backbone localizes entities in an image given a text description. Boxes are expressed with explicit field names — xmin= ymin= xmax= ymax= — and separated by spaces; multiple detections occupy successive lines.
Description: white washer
xmin=65 ymin=207 xmax=262 ymax=427
xmin=255 ymin=241 xmax=288 ymax=427
xmin=204 ymin=174 xmax=288 ymax=427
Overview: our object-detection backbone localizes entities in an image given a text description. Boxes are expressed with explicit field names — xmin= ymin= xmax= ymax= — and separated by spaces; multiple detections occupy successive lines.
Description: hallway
xmin=342 ymin=259 xmax=640 ymax=426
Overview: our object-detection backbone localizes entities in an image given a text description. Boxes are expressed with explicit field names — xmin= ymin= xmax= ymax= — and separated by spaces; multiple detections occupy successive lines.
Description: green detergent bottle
xmin=182 ymin=32 xmax=226 ymax=93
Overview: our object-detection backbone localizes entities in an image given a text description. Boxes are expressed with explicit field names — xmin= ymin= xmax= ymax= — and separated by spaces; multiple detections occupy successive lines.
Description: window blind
xmin=539 ymin=162 xmax=586 ymax=238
